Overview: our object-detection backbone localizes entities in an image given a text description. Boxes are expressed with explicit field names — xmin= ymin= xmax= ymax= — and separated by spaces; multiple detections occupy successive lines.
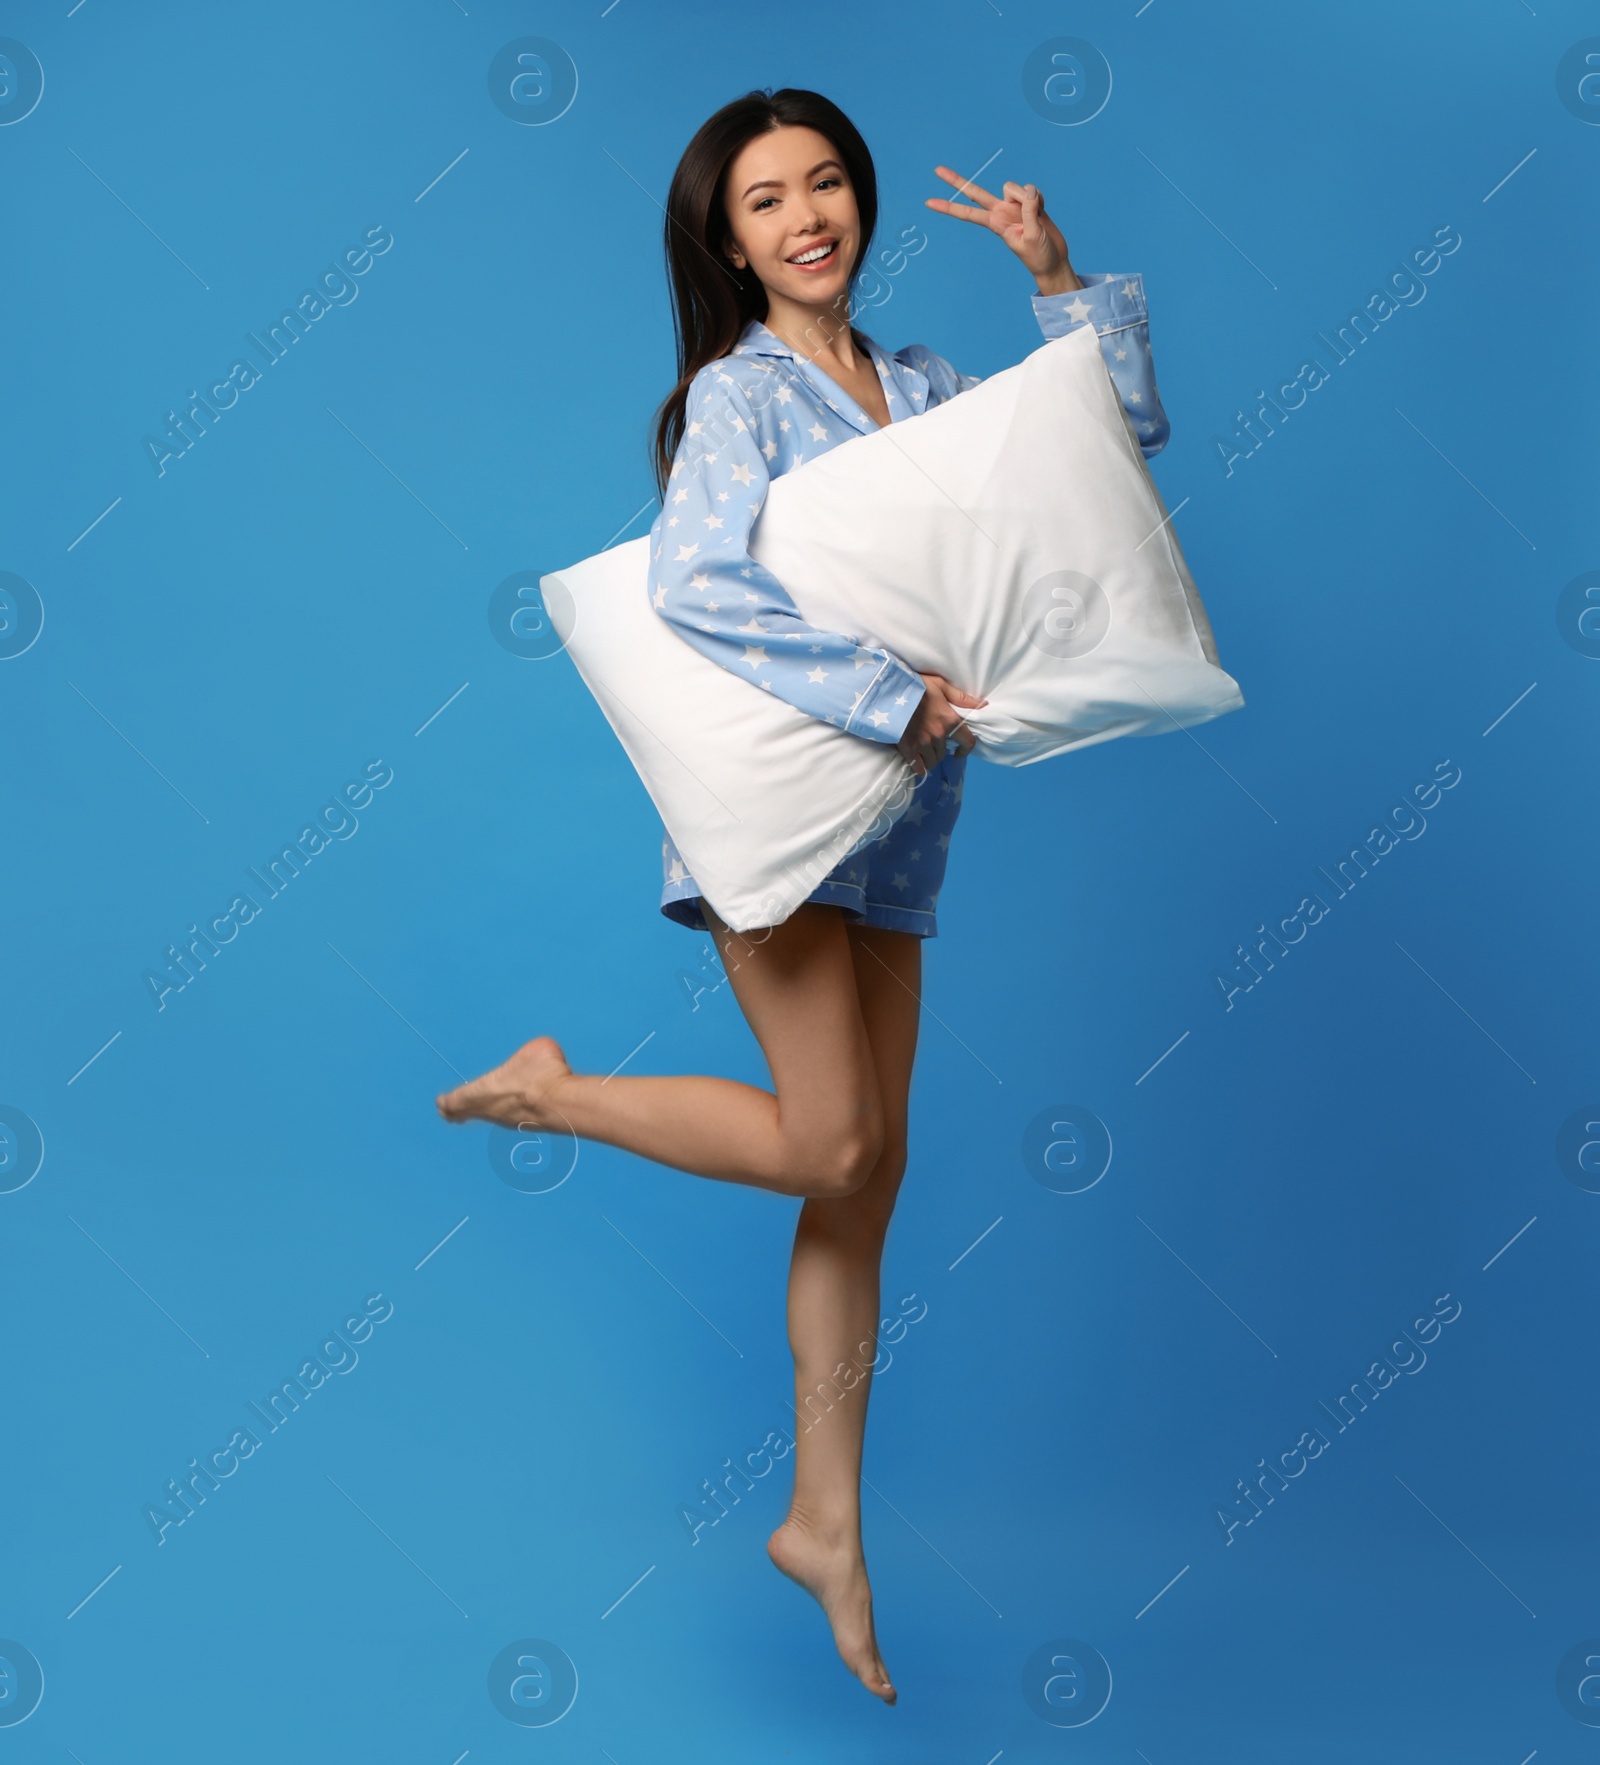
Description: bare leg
xmin=437 ymin=905 xmax=883 ymax=1198
xmin=767 ymin=922 xmax=920 ymax=1706
xmin=439 ymin=906 xmax=923 ymax=1701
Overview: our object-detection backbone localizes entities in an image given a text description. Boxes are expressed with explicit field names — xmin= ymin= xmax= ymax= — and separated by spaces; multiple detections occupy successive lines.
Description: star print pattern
xmin=655 ymin=272 xmax=1169 ymax=939
xmin=650 ymin=368 xmax=920 ymax=740
xmin=647 ymin=275 xmax=1167 ymax=751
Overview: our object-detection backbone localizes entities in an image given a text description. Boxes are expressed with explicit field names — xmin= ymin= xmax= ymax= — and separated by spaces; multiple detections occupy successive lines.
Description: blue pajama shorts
xmin=660 ymin=742 xmax=968 ymax=939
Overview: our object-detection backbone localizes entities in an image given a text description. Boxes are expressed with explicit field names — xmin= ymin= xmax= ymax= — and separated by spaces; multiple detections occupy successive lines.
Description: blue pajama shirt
xmin=650 ymin=275 xmax=1171 ymax=937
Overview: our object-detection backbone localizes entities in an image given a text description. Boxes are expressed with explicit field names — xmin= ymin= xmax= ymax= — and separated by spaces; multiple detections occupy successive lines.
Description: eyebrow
xmin=739 ymin=159 xmax=843 ymax=201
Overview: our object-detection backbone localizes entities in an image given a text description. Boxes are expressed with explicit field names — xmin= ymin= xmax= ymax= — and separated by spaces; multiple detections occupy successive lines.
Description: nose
xmin=793 ymin=192 xmax=828 ymax=232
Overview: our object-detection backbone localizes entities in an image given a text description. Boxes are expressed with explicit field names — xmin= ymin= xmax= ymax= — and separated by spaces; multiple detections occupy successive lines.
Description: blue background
xmin=3 ymin=0 xmax=1595 ymax=1758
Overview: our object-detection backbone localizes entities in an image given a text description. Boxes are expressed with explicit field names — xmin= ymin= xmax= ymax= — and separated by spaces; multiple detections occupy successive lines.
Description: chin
xmin=787 ymin=272 xmax=849 ymax=302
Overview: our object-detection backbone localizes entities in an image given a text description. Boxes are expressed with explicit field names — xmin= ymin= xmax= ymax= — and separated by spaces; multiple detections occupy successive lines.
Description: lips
xmin=787 ymin=238 xmax=839 ymax=269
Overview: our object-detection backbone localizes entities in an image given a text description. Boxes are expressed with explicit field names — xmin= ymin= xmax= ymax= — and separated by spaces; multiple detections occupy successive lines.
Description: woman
xmin=439 ymin=87 xmax=1170 ymax=1704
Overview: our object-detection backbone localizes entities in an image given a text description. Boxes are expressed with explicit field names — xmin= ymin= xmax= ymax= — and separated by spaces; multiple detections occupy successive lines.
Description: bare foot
xmin=436 ymin=1035 xmax=573 ymax=1127
xmin=768 ymin=1513 xmax=895 ymax=1704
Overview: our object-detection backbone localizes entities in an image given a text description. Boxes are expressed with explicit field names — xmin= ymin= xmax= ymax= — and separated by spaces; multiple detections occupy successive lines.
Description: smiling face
xmin=721 ymin=124 xmax=862 ymax=308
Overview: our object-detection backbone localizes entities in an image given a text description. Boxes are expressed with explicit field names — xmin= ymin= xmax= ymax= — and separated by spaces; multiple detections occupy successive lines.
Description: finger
xmin=999 ymin=182 xmax=1031 ymax=227
xmin=944 ymin=685 xmax=989 ymax=707
xmin=924 ymin=676 xmax=968 ymax=708
xmin=956 ymin=726 xmax=977 ymax=755
xmin=933 ymin=164 xmax=1000 ymax=208
xmin=1007 ymin=183 xmax=1040 ymax=247
xmin=925 ymin=195 xmax=991 ymax=225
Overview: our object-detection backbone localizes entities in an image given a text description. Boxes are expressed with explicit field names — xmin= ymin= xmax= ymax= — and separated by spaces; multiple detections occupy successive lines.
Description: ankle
xmin=543 ymin=1067 xmax=582 ymax=1115
xmin=781 ymin=1501 xmax=862 ymax=1551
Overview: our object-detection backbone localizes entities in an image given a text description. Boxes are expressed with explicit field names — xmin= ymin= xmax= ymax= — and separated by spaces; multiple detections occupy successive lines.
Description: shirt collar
xmin=732 ymin=318 xmax=803 ymax=360
xmin=730 ymin=319 xmax=928 ymax=431
xmin=733 ymin=316 xmax=902 ymax=363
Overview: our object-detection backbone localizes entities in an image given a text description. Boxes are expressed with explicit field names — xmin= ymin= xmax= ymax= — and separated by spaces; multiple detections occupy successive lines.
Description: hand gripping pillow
xmin=544 ymin=321 xmax=1243 ymax=933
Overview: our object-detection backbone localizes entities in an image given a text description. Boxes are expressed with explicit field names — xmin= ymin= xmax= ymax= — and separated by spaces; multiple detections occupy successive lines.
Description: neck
xmin=760 ymin=288 xmax=857 ymax=368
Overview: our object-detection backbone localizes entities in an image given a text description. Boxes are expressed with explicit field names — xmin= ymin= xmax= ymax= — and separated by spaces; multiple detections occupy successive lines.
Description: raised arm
xmin=922 ymin=168 xmax=1170 ymax=454
xmin=648 ymin=365 xmax=924 ymax=743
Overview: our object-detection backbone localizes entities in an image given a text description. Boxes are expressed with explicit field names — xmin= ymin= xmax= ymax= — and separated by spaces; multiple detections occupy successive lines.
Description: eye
xmin=752 ymin=195 xmax=778 ymax=211
xmin=815 ymin=176 xmax=842 ymax=192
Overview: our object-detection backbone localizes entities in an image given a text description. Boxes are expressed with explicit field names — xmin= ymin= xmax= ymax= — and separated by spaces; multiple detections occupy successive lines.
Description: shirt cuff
xmin=848 ymin=653 xmax=925 ymax=742
xmin=1033 ymin=273 xmax=1148 ymax=341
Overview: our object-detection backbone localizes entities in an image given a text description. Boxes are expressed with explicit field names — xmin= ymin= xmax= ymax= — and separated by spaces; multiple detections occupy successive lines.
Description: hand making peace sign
xmin=925 ymin=166 xmax=1082 ymax=296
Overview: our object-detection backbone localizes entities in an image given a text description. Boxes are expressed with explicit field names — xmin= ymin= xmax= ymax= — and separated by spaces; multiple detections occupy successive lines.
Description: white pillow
xmin=543 ymin=322 xmax=1243 ymax=933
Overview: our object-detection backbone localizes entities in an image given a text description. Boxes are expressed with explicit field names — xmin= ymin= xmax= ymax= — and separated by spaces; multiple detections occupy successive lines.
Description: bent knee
xmin=790 ymin=1125 xmax=885 ymax=1199
xmin=801 ymin=1146 xmax=910 ymax=1243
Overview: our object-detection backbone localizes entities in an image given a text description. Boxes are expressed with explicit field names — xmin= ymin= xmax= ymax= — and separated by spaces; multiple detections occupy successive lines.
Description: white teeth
xmin=790 ymin=241 xmax=835 ymax=265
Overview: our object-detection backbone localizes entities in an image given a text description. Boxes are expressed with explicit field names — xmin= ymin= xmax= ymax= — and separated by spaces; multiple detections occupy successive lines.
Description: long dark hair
xmin=650 ymin=87 xmax=879 ymax=495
